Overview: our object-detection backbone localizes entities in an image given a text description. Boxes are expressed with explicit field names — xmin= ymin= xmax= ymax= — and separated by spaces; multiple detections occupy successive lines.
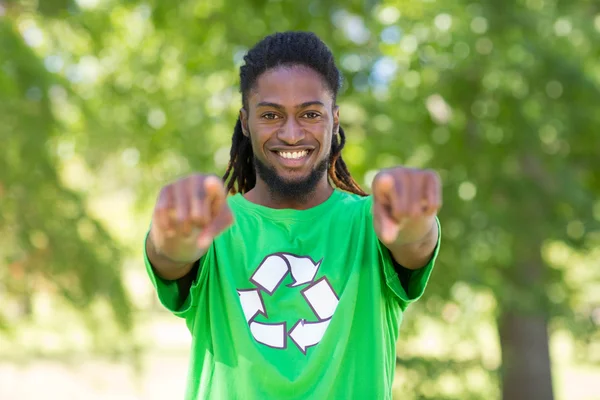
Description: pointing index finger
xmin=204 ymin=176 xmax=227 ymax=221
xmin=204 ymin=176 xmax=225 ymax=204
xmin=154 ymin=186 xmax=175 ymax=235
xmin=373 ymin=172 xmax=402 ymax=243
xmin=373 ymin=172 xmax=395 ymax=202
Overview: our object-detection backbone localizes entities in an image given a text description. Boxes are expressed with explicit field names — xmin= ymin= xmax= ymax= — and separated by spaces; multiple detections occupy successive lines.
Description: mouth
xmin=270 ymin=149 xmax=314 ymax=168
xmin=277 ymin=150 xmax=310 ymax=160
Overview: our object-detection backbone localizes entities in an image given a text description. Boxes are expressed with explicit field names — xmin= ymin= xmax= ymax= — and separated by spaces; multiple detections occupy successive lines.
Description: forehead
xmin=248 ymin=65 xmax=333 ymax=106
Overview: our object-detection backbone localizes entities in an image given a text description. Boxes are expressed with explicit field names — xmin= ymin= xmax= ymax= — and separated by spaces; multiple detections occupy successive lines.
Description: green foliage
xmin=0 ymin=8 xmax=132 ymax=336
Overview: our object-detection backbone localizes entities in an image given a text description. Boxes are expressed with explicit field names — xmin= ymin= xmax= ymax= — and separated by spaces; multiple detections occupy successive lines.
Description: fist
xmin=149 ymin=174 xmax=233 ymax=263
xmin=372 ymin=167 xmax=441 ymax=244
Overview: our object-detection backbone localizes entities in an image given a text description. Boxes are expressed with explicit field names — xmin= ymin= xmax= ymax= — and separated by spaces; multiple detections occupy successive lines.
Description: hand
xmin=149 ymin=174 xmax=233 ymax=264
xmin=372 ymin=167 xmax=442 ymax=245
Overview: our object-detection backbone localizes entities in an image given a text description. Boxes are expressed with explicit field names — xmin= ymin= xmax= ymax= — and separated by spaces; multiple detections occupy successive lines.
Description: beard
xmin=253 ymin=154 xmax=329 ymax=203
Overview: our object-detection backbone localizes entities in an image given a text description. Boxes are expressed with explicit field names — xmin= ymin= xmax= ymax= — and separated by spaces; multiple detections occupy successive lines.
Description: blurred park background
xmin=1 ymin=0 xmax=599 ymax=399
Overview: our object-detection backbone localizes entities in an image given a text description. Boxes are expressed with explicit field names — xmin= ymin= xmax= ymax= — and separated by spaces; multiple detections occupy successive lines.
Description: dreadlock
xmin=222 ymin=31 xmax=367 ymax=197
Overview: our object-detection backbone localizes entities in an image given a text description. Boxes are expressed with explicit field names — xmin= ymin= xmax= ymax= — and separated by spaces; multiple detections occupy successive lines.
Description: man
xmin=145 ymin=31 xmax=442 ymax=399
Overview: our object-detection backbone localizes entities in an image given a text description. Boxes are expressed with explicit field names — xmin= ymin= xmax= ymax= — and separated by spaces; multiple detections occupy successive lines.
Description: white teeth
xmin=279 ymin=150 xmax=308 ymax=159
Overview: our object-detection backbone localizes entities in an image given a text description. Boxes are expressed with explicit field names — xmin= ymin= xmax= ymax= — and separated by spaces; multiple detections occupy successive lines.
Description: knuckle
xmin=185 ymin=174 xmax=205 ymax=193
xmin=429 ymin=169 xmax=441 ymax=181
xmin=156 ymin=188 xmax=171 ymax=208
xmin=187 ymin=175 xmax=200 ymax=191
xmin=196 ymin=173 xmax=208 ymax=185
xmin=173 ymin=181 xmax=185 ymax=195
xmin=398 ymin=166 xmax=412 ymax=175
xmin=159 ymin=185 xmax=171 ymax=198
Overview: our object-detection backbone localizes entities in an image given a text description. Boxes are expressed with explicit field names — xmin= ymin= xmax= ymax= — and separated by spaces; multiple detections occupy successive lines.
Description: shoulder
xmin=334 ymin=190 xmax=373 ymax=213
xmin=335 ymin=190 xmax=372 ymax=206
xmin=328 ymin=190 xmax=374 ymax=226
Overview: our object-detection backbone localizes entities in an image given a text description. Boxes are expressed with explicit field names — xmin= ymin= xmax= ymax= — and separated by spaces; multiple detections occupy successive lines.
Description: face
xmin=240 ymin=66 xmax=339 ymax=198
xmin=240 ymin=65 xmax=339 ymax=200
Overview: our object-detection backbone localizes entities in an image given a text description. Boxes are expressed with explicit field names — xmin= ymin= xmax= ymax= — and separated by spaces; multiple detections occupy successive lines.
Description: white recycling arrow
xmin=251 ymin=253 xmax=322 ymax=294
xmin=288 ymin=319 xmax=331 ymax=354
xmin=301 ymin=277 xmax=339 ymax=320
xmin=240 ymin=253 xmax=339 ymax=354
xmin=250 ymin=321 xmax=286 ymax=349
xmin=250 ymin=254 xmax=289 ymax=294
xmin=237 ymin=289 xmax=266 ymax=322
xmin=284 ymin=255 xmax=321 ymax=287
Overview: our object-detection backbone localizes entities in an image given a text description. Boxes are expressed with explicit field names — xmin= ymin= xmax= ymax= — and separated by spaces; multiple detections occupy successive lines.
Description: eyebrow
xmin=256 ymin=101 xmax=326 ymax=110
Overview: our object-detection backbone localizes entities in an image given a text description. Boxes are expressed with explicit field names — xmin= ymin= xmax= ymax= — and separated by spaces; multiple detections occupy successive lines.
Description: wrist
xmin=395 ymin=215 xmax=437 ymax=246
xmin=146 ymin=232 xmax=194 ymax=269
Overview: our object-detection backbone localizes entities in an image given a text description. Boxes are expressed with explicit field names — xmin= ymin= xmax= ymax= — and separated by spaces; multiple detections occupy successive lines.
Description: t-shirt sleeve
xmin=364 ymin=196 xmax=441 ymax=309
xmin=380 ymin=217 xmax=440 ymax=309
xmin=143 ymin=231 xmax=206 ymax=318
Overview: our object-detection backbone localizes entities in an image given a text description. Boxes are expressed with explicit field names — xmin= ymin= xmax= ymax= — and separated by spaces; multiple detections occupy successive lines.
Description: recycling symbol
xmin=237 ymin=253 xmax=339 ymax=354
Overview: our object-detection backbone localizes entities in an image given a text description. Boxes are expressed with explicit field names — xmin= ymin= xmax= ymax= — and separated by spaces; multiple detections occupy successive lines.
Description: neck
xmin=245 ymin=175 xmax=334 ymax=210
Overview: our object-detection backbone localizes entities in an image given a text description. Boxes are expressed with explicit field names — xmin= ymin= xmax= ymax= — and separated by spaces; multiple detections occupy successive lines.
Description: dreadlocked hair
xmin=222 ymin=31 xmax=367 ymax=197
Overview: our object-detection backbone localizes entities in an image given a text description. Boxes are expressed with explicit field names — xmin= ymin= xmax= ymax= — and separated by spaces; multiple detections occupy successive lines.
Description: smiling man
xmin=145 ymin=31 xmax=442 ymax=400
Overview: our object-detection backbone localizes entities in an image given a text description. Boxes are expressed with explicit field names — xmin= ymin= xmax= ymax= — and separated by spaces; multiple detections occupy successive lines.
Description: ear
xmin=332 ymin=105 xmax=340 ymax=135
xmin=239 ymin=108 xmax=250 ymax=137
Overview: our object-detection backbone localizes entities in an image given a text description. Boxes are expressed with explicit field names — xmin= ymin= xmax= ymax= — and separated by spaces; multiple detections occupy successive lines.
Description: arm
xmin=147 ymin=174 xmax=233 ymax=282
xmin=372 ymin=168 xmax=442 ymax=270
xmin=382 ymin=215 xmax=438 ymax=270
xmin=145 ymin=233 xmax=197 ymax=281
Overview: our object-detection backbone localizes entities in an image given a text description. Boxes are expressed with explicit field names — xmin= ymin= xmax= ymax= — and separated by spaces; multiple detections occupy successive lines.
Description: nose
xmin=277 ymin=117 xmax=305 ymax=145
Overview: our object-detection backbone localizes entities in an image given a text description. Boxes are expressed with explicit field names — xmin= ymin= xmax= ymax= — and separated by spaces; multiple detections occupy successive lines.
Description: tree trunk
xmin=498 ymin=311 xmax=554 ymax=400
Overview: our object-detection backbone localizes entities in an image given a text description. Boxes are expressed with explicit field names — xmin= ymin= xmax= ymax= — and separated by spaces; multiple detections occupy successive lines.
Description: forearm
xmin=145 ymin=234 xmax=198 ymax=281
xmin=384 ymin=216 xmax=438 ymax=270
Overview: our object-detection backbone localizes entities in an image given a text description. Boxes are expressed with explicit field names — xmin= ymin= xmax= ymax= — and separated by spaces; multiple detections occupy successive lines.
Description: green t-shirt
xmin=145 ymin=189 xmax=440 ymax=400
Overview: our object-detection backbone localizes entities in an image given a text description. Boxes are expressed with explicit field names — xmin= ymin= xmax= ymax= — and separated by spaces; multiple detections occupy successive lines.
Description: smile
xmin=277 ymin=150 xmax=310 ymax=160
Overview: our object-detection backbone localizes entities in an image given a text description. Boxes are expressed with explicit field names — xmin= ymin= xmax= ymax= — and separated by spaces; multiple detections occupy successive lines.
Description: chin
xmin=277 ymin=171 xmax=312 ymax=183
xmin=255 ymin=155 xmax=329 ymax=200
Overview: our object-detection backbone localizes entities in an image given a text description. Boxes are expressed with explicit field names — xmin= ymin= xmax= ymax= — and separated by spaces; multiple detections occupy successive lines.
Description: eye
xmin=261 ymin=113 xmax=280 ymax=120
xmin=303 ymin=112 xmax=320 ymax=119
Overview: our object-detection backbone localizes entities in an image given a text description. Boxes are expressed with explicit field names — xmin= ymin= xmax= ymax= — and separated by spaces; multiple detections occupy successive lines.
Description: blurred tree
xmin=0 ymin=0 xmax=132 ymax=339
xmin=1 ymin=0 xmax=599 ymax=398
xmin=363 ymin=1 xmax=600 ymax=399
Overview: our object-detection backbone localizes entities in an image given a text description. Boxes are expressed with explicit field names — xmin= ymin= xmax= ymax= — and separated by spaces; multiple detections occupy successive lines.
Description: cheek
xmin=247 ymin=125 xmax=276 ymax=156
xmin=321 ymin=126 xmax=334 ymax=152
xmin=249 ymin=135 xmax=264 ymax=155
xmin=246 ymin=121 xmax=264 ymax=143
